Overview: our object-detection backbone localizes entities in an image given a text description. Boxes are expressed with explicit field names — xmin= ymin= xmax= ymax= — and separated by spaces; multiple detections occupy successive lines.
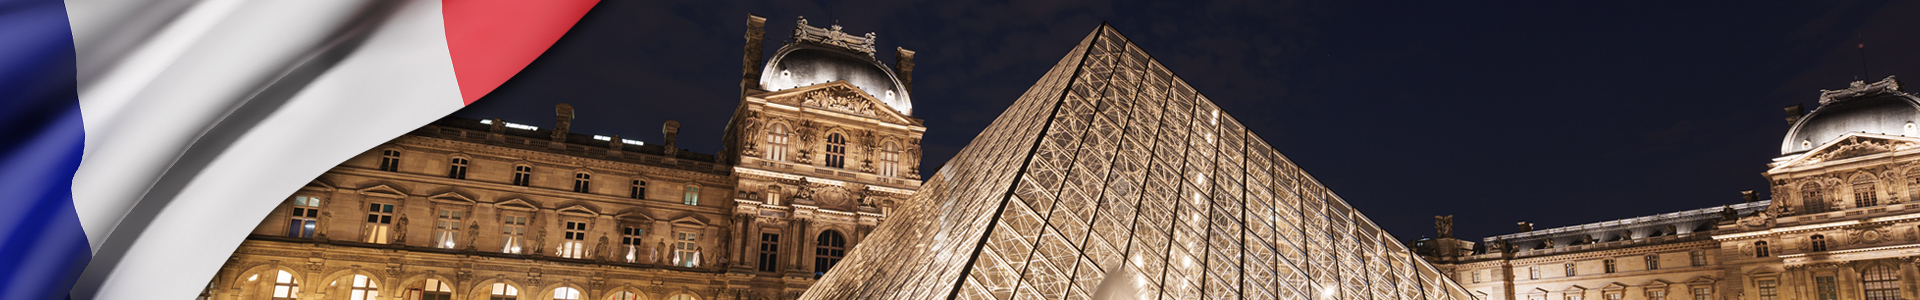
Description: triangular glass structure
xmin=803 ymin=24 xmax=1475 ymax=300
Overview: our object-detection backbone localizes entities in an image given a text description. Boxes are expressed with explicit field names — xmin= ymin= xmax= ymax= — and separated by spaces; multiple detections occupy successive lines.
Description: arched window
xmin=287 ymin=196 xmax=320 ymax=238
xmin=879 ymin=141 xmax=900 ymax=177
xmin=1811 ymin=235 xmax=1828 ymax=252
xmin=347 ymin=274 xmax=379 ymax=300
xmin=378 ymin=150 xmax=401 ymax=172
xmin=408 ymin=278 xmax=453 ymax=300
xmin=1803 ymin=183 xmax=1829 ymax=214
xmin=512 ymin=165 xmax=533 ymax=186
xmin=488 ymin=283 xmax=519 ymax=300
xmin=1754 ymin=241 xmax=1770 ymax=258
xmin=630 ymin=180 xmax=647 ymax=199
xmin=1908 ymin=171 xmax=1920 ymax=202
xmin=766 ymin=124 xmax=789 ymax=161
xmin=824 ymin=133 xmax=847 ymax=168
xmin=815 ymin=231 xmax=847 ymax=276
xmin=447 ymin=158 xmax=469 ymax=179
xmin=666 ymin=295 xmax=697 ymax=300
xmin=552 ymin=287 xmax=581 ymax=300
xmin=573 ymin=172 xmax=592 ymax=193
xmin=1855 ymin=176 xmax=1880 ymax=208
xmin=1864 ymin=265 xmax=1900 ymax=300
xmin=611 ymin=291 xmax=638 ymax=300
xmin=270 ymin=270 xmax=299 ymax=300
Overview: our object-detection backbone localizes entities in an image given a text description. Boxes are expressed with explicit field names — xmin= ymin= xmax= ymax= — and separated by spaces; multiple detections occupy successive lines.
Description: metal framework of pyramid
xmin=802 ymin=24 xmax=1474 ymax=300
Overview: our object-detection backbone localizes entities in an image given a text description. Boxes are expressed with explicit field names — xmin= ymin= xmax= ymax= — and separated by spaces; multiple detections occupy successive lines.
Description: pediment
xmin=1685 ymin=276 xmax=1716 ymax=284
xmin=613 ymin=208 xmax=656 ymax=222
xmin=1602 ymin=282 xmax=1628 ymax=290
xmin=427 ymin=192 xmax=476 ymax=204
xmin=556 ymin=204 xmax=600 ymax=217
xmin=760 ymin=81 xmax=916 ymax=125
xmin=301 ymin=179 xmax=337 ymax=192
xmin=1641 ymin=279 xmax=1671 ymax=287
xmin=494 ymin=198 xmax=540 ymax=211
xmin=669 ymin=215 xmax=709 ymax=228
xmin=1562 ymin=285 xmax=1587 ymax=292
xmin=356 ymin=185 xmax=408 ymax=198
xmin=1528 ymin=288 xmax=1549 ymax=294
xmin=1773 ymin=133 xmax=1920 ymax=171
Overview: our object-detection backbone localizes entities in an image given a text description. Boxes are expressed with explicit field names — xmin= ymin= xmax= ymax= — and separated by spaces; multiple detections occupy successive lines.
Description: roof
xmin=757 ymin=17 xmax=913 ymax=115
xmin=1781 ymin=76 xmax=1919 ymax=155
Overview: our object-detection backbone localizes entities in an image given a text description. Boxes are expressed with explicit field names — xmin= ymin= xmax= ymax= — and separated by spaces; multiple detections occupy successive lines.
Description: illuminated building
xmin=800 ymin=24 xmax=1474 ymax=300
xmin=205 ymin=15 xmax=923 ymax=300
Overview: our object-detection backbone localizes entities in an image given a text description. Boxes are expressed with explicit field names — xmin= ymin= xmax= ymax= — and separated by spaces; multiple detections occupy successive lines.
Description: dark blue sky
xmin=456 ymin=0 xmax=1920 ymax=244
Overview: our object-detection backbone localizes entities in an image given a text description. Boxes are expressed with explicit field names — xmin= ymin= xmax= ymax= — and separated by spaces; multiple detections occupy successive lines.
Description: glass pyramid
xmin=802 ymin=24 xmax=1475 ymax=300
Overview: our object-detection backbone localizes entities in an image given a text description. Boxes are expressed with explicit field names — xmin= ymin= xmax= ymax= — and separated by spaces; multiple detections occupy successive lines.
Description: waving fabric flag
xmin=0 ymin=0 xmax=598 ymax=299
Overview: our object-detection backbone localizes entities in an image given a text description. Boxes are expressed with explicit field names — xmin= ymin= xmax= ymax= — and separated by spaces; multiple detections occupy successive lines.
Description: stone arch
xmin=602 ymin=284 xmax=649 ymax=300
xmin=1848 ymin=171 xmax=1886 ymax=208
xmin=226 ymin=263 xmax=306 ymax=300
xmin=395 ymin=272 xmax=460 ymax=295
xmin=469 ymin=277 xmax=529 ymax=300
xmin=531 ymin=280 xmax=589 ymax=300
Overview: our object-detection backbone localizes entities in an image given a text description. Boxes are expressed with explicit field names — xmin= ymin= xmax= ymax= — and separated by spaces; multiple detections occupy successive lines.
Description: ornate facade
xmin=205 ymin=15 xmax=924 ymax=300
xmin=800 ymin=24 xmax=1474 ymax=300
xmin=1422 ymin=76 xmax=1920 ymax=300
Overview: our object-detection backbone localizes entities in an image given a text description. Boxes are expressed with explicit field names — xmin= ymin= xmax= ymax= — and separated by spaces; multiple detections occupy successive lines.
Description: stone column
xmin=788 ymin=218 xmax=811 ymax=275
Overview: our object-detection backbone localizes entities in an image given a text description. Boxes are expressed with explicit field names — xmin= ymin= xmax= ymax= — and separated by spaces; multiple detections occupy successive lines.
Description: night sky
xmin=454 ymin=0 xmax=1920 ymax=245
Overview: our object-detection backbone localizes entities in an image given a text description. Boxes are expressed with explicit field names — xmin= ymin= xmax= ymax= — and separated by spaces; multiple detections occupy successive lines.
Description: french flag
xmin=0 ymin=0 xmax=598 ymax=299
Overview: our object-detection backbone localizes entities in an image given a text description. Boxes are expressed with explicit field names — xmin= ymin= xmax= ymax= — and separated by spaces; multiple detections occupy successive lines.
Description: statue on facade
xmin=596 ymin=236 xmax=611 ymax=261
xmin=466 ymin=223 xmax=480 ymax=250
xmin=317 ymin=211 xmax=332 ymax=240
xmin=392 ymin=215 xmax=409 ymax=243
xmin=531 ymin=228 xmax=546 ymax=255
xmin=1434 ymin=215 xmax=1454 ymax=238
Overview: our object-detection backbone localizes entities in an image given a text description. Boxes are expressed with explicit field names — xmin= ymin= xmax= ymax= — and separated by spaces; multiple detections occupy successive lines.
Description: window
xmin=558 ymin=221 xmax=587 ymax=259
xmin=1471 ymin=270 xmax=1481 ymax=283
xmin=363 ymin=203 xmax=395 ymax=244
xmin=1755 ymin=241 xmax=1770 ymax=257
xmin=287 ymin=196 xmax=320 ymax=238
xmin=1910 ymin=175 xmax=1920 ymax=202
xmin=766 ymin=124 xmax=789 ymax=161
xmin=378 ymin=150 xmax=401 ymax=172
xmin=1811 ymin=235 xmax=1828 ymax=252
xmin=271 ymin=270 xmax=299 ymax=300
xmin=1756 ymin=279 xmax=1777 ymax=300
xmin=879 ymin=141 xmax=900 ymax=177
xmin=572 ymin=173 xmax=591 ymax=193
xmin=1690 ymin=251 xmax=1707 ymax=266
xmin=610 ymin=291 xmax=637 ymax=300
xmin=759 ymin=233 xmax=781 ymax=272
xmin=1566 ymin=295 xmax=1582 ymax=300
xmin=488 ymin=283 xmax=519 ymax=300
xmin=348 ymin=274 xmax=379 ymax=300
xmin=447 ymin=158 xmax=468 ymax=179
xmin=630 ymin=180 xmax=647 ymax=199
xmin=1804 ymin=183 xmax=1829 ymax=213
xmin=1648 ymin=289 xmax=1666 ymax=300
xmin=1691 ymin=287 xmax=1710 ymax=300
xmin=1864 ymin=265 xmax=1900 ymax=300
xmin=1855 ymin=176 xmax=1880 ymax=208
xmin=1604 ymin=293 xmax=1622 ymax=300
xmin=673 ymin=232 xmax=699 ymax=267
xmin=1644 ymin=254 xmax=1659 ymax=270
xmin=815 ymin=231 xmax=847 ymax=276
xmin=512 ymin=165 xmax=532 ymax=186
xmin=621 ymin=227 xmax=644 ymax=263
xmin=1529 ymin=266 xmax=1540 ymax=280
xmin=765 ymin=185 xmax=781 ymax=206
xmin=501 ymin=215 xmax=527 ymax=254
xmin=825 ymin=133 xmax=847 ymax=168
xmin=1603 ymin=259 xmax=1616 ymax=273
xmin=409 ymin=278 xmax=453 ymax=300
xmin=1816 ymin=276 xmax=1837 ymax=300
xmin=433 ymin=209 xmax=463 ymax=249
xmin=667 ymin=295 xmax=696 ymax=300
xmin=683 ymin=186 xmax=700 ymax=206
xmin=552 ymin=287 xmax=581 ymax=300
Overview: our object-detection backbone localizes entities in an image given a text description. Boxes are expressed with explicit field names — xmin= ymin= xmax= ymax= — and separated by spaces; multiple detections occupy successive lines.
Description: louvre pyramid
xmin=802 ymin=25 xmax=1474 ymax=300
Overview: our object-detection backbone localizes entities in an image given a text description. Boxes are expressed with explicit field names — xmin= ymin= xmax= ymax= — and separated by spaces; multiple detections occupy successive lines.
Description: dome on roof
xmin=1781 ymin=77 xmax=1920 ymax=154
xmin=758 ymin=45 xmax=913 ymax=116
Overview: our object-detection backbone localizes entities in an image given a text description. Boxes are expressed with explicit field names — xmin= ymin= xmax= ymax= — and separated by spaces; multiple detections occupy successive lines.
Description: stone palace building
xmin=1418 ymin=76 xmax=1920 ymax=300
xmin=203 ymin=15 xmax=925 ymax=300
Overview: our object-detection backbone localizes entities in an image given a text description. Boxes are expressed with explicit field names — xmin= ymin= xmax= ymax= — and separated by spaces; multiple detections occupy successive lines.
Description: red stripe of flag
xmin=442 ymin=0 xmax=599 ymax=105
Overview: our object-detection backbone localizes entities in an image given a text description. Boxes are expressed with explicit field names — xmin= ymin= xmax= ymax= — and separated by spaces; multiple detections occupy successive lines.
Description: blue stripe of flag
xmin=0 ymin=0 xmax=96 ymax=299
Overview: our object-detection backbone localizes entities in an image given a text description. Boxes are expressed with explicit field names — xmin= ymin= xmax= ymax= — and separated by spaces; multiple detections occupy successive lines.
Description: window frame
xmin=287 ymin=196 xmax=321 ymax=238
xmin=571 ymin=172 xmax=592 ymax=193
xmin=759 ymin=232 xmax=781 ymax=272
xmin=362 ymin=202 xmax=396 ymax=244
xmin=511 ymin=165 xmax=533 ymax=187
xmin=824 ymin=132 xmax=847 ymax=168
xmin=766 ymin=124 xmax=789 ymax=161
xmin=378 ymin=150 xmax=401 ymax=172
xmin=447 ymin=157 xmax=468 ymax=179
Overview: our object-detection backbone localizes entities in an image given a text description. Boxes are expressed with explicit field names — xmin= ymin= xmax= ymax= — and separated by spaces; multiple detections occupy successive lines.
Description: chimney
xmin=1741 ymin=190 xmax=1758 ymax=203
xmin=742 ymin=15 xmax=768 ymax=91
xmin=551 ymin=103 xmax=574 ymax=148
xmin=1516 ymin=222 xmax=1534 ymax=232
xmin=663 ymin=120 xmax=681 ymax=157
xmin=895 ymin=47 xmax=916 ymax=94
xmin=1785 ymin=104 xmax=1806 ymax=124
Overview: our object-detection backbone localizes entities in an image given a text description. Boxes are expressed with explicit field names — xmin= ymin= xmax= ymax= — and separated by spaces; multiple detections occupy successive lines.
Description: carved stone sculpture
xmin=1435 ymin=215 xmax=1454 ymax=238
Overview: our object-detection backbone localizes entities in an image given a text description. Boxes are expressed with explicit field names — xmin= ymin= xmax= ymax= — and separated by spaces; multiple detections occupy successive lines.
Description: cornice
xmin=393 ymin=135 xmax=732 ymax=183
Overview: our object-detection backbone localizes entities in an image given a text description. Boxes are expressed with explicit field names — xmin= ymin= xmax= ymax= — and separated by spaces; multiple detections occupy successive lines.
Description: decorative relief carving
xmin=800 ymin=86 xmax=878 ymax=118
xmin=791 ymin=16 xmax=877 ymax=56
xmin=1806 ymin=137 xmax=1917 ymax=164
xmin=1819 ymin=76 xmax=1902 ymax=105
